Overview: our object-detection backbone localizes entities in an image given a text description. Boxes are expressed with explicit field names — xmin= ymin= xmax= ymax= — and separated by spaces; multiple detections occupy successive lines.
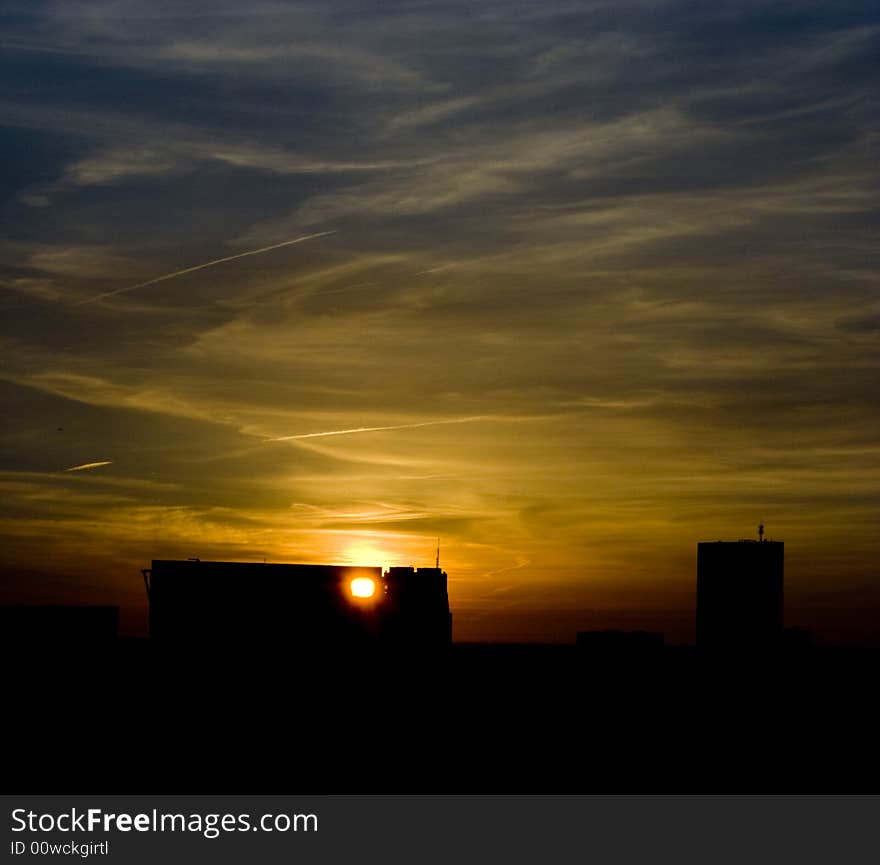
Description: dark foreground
xmin=6 ymin=642 xmax=877 ymax=791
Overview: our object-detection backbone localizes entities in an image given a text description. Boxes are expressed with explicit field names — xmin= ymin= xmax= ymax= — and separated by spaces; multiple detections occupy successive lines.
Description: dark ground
xmin=5 ymin=641 xmax=877 ymax=791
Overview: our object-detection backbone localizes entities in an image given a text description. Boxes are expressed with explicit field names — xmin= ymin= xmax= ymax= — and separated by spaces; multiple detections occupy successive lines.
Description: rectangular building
xmin=696 ymin=540 xmax=783 ymax=651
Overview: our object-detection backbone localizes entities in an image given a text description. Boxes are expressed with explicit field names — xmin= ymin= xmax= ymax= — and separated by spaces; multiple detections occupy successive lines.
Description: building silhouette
xmin=143 ymin=559 xmax=452 ymax=650
xmin=696 ymin=535 xmax=783 ymax=652
xmin=384 ymin=566 xmax=453 ymax=647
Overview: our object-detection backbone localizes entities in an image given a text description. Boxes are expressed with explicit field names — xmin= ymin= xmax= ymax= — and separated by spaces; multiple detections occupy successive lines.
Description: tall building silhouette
xmin=696 ymin=536 xmax=783 ymax=652
xmin=384 ymin=566 xmax=452 ymax=647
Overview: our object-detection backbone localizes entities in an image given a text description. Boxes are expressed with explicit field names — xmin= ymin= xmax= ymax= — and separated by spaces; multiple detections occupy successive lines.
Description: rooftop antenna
xmin=435 ymin=537 xmax=440 ymax=569
xmin=758 ymin=522 xmax=764 ymax=543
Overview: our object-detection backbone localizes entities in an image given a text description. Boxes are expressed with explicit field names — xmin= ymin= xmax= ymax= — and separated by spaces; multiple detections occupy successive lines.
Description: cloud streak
xmin=74 ymin=231 xmax=337 ymax=305
xmin=267 ymin=416 xmax=488 ymax=442
xmin=63 ymin=461 xmax=113 ymax=473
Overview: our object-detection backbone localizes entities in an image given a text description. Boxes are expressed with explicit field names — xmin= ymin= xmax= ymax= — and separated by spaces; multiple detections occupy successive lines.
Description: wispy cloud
xmin=63 ymin=461 xmax=113 ymax=473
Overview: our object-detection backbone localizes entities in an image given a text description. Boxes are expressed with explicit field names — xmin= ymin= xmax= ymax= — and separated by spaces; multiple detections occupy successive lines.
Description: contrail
xmin=75 ymin=231 xmax=337 ymax=305
xmin=267 ymin=416 xmax=486 ymax=442
xmin=63 ymin=460 xmax=113 ymax=472
xmin=414 ymin=263 xmax=457 ymax=276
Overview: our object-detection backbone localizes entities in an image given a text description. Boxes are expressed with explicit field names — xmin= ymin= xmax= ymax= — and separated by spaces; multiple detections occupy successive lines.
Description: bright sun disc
xmin=350 ymin=577 xmax=376 ymax=599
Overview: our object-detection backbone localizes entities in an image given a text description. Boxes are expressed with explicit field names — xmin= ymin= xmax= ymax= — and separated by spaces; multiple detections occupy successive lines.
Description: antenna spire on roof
xmin=436 ymin=537 xmax=440 ymax=569
xmin=758 ymin=523 xmax=765 ymax=542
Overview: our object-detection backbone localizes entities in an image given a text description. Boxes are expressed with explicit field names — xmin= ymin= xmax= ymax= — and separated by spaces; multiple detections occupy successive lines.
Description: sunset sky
xmin=1 ymin=1 xmax=878 ymax=643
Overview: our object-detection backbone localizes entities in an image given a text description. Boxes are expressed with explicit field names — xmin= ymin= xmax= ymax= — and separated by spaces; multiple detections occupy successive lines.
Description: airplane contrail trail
xmin=63 ymin=460 xmax=113 ymax=472
xmin=75 ymin=230 xmax=337 ymax=305
xmin=267 ymin=416 xmax=486 ymax=442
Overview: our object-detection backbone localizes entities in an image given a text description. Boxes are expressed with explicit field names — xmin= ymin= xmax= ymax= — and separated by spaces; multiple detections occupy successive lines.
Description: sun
xmin=349 ymin=577 xmax=377 ymax=599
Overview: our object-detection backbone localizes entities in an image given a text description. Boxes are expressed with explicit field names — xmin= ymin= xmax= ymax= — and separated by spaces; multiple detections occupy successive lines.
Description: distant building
xmin=144 ymin=559 xmax=452 ymax=650
xmin=696 ymin=538 xmax=783 ymax=652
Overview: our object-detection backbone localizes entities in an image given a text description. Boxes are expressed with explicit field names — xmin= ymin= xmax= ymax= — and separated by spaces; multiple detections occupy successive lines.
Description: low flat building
xmin=144 ymin=559 xmax=452 ymax=650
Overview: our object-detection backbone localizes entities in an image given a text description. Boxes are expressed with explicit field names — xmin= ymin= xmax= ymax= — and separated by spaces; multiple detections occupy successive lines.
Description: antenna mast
xmin=435 ymin=537 xmax=440 ymax=569
xmin=758 ymin=522 xmax=764 ymax=542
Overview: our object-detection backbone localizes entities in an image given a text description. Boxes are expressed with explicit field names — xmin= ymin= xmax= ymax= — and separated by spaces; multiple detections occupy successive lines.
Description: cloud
xmin=24 ymin=246 xmax=152 ymax=281
xmin=63 ymin=460 xmax=113 ymax=472
xmin=266 ymin=416 xmax=487 ymax=441
xmin=74 ymin=231 xmax=337 ymax=305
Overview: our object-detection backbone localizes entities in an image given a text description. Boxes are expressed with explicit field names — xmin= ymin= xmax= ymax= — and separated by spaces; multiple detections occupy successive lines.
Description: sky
xmin=1 ymin=0 xmax=878 ymax=643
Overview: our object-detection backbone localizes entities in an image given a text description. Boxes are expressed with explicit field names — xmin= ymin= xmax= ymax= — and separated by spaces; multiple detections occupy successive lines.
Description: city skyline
xmin=1 ymin=1 xmax=878 ymax=645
